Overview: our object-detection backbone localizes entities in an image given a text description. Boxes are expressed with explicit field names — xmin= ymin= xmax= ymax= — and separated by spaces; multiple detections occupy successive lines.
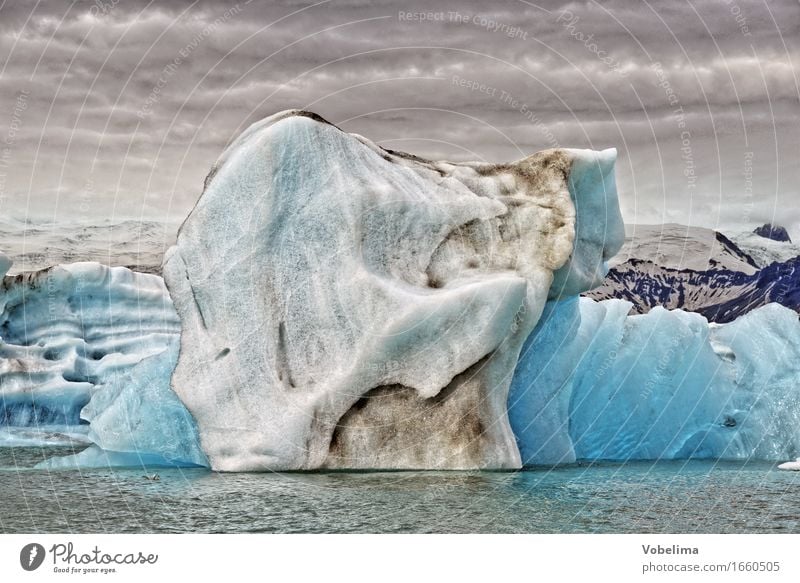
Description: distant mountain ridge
xmin=0 ymin=217 xmax=178 ymax=275
xmin=586 ymin=224 xmax=800 ymax=322
xmin=1 ymin=218 xmax=797 ymax=323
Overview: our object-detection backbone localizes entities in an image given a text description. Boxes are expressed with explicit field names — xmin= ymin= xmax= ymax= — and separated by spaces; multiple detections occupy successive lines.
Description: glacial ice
xmin=162 ymin=110 xmax=624 ymax=471
xmin=509 ymin=298 xmax=800 ymax=464
xmin=778 ymin=459 xmax=800 ymax=471
xmin=0 ymin=258 xmax=205 ymax=467
xmin=0 ymin=261 xmax=179 ymax=425
xmin=42 ymin=343 xmax=207 ymax=469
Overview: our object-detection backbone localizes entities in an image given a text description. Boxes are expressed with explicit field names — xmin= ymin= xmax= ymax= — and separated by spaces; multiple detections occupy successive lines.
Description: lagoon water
xmin=2 ymin=446 xmax=799 ymax=533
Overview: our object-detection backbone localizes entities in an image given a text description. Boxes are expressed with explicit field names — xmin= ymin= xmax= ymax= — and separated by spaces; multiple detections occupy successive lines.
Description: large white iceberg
xmin=162 ymin=110 xmax=624 ymax=471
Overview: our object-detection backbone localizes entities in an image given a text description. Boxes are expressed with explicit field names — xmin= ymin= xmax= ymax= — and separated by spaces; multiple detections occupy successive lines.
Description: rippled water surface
xmin=2 ymin=446 xmax=799 ymax=533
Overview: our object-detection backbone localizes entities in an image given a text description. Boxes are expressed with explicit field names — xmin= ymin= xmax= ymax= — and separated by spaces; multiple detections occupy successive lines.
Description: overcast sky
xmin=0 ymin=0 xmax=798 ymax=237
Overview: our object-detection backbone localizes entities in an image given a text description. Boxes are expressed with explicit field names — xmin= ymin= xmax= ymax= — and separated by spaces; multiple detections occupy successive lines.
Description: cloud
xmin=0 ymin=0 xmax=797 ymax=237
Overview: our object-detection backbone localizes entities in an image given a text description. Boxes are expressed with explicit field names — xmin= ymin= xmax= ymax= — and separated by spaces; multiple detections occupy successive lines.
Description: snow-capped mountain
xmin=609 ymin=223 xmax=759 ymax=273
xmin=727 ymin=229 xmax=800 ymax=268
xmin=586 ymin=223 xmax=800 ymax=322
xmin=753 ymin=223 xmax=792 ymax=243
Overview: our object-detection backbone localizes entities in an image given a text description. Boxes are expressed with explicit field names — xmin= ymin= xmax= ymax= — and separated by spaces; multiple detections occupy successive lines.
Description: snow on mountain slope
xmin=586 ymin=256 xmax=800 ymax=322
xmin=610 ymin=223 xmax=758 ymax=273
xmin=587 ymin=223 xmax=800 ymax=321
xmin=163 ymin=109 xmax=624 ymax=471
xmin=725 ymin=230 xmax=800 ymax=268
xmin=510 ymin=298 xmax=800 ymax=464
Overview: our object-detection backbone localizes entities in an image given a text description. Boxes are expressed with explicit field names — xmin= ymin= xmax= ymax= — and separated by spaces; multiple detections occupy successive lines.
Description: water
xmin=2 ymin=446 xmax=800 ymax=533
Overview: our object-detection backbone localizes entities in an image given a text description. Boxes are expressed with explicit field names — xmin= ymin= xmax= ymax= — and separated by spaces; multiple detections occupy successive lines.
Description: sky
xmin=0 ymin=0 xmax=798 ymax=237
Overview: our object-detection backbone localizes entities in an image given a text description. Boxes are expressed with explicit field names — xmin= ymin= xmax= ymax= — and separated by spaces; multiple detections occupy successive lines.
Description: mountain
xmin=0 ymin=217 xmax=177 ymax=275
xmin=726 ymin=230 xmax=800 ymax=267
xmin=609 ymin=223 xmax=758 ymax=273
xmin=753 ymin=223 xmax=792 ymax=242
xmin=586 ymin=224 xmax=800 ymax=322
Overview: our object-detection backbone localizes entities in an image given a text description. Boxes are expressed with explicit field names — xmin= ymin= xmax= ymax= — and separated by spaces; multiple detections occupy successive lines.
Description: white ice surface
xmin=778 ymin=459 xmax=800 ymax=470
xmin=163 ymin=110 xmax=624 ymax=471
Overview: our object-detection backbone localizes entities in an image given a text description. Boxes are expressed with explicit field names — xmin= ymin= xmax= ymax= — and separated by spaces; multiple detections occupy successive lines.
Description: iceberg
xmin=162 ymin=110 xmax=624 ymax=471
xmin=0 ymin=260 xmax=179 ymax=425
xmin=510 ymin=298 xmax=800 ymax=464
xmin=41 ymin=343 xmax=207 ymax=469
xmin=0 ymin=257 xmax=205 ymax=467
xmin=4 ymin=111 xmax=797 ymax=473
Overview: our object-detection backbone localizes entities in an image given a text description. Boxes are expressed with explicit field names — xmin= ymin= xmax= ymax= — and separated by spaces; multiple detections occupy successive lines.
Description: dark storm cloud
xmin=0 ymin=0 xmax=798 ymax=235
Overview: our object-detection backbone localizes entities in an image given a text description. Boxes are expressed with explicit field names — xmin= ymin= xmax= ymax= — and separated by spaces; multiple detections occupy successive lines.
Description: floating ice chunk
xmin=778 ymin=459 xmax=800 ymax=471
